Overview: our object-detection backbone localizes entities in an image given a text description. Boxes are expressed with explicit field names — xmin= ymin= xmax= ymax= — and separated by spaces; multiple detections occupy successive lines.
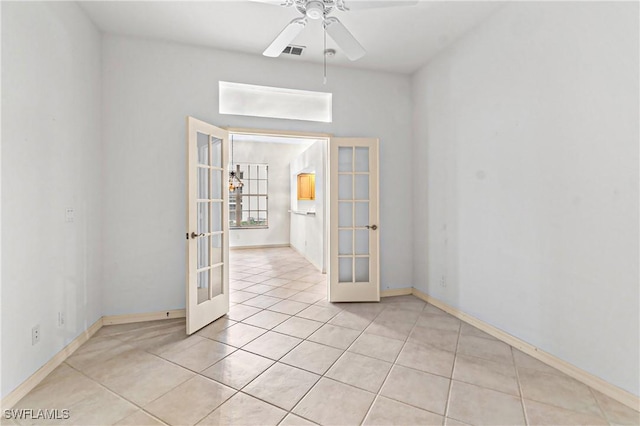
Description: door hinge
xmin=185 ymin=232 xmax=188 ymax=240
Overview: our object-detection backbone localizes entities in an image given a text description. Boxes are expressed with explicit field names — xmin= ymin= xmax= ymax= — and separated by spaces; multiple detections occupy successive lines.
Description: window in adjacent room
xmin=229 ymin=163 xmax=268 ymax=228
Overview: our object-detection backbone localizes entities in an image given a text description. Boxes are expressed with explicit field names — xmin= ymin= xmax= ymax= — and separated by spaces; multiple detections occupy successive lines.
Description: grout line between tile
xmin=358 ymin=301 xmax=426 ymax=425
xmin=511 ymin=345 xmax=530 ymax=426
xmin=442 ymin=314 xmax=462 ymax=424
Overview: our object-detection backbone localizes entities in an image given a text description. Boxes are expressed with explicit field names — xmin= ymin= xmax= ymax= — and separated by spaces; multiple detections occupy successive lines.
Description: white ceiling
xmin=78 ymin=1 xmax=503 ymax=74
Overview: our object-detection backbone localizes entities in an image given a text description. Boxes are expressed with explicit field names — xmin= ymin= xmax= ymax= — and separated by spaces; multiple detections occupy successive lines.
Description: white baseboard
xmin=0 ymin=318 xmax=103 ymax=410
xmin=411 ymin=288 xmax=640 ymax=411
xmin=230 ymin=244 xmax=290 ymax=250
xmin=381 ymin=287 xmax=413 ymax=297
xmin=102 ymin=309 xmax=186 ymax=325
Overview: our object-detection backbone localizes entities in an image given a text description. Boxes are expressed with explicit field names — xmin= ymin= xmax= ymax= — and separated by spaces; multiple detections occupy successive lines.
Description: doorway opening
xmin=226 ymin=131 xmax=330 ymax=303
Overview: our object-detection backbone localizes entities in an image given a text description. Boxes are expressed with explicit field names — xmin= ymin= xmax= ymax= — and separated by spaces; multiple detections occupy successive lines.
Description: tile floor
xmin=8 ymin=247 xmax=639 ymax=426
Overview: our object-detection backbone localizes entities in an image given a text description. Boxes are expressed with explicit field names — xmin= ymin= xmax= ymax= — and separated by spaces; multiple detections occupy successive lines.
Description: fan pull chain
xmin=323 ymin=25 xmax=327 ymax=85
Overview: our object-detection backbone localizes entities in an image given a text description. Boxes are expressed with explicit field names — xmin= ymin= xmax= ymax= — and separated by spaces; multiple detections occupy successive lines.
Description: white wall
xmin=412 ymin=2 xmax=639 ymax=396
xmin=229 ymin=139 xmax=312 ymax=248
xmin=101 ymin=34 xmax=413 ymax=316
xmin=290 ymin=141 xmax=327 ymax=271
xmin=1 ymin=2 xmax=103 ymax=398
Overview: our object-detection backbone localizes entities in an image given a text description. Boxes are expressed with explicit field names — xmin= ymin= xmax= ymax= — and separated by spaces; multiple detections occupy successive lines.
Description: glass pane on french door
xmin=196 ymin=135 xmax=225 ymax=305
xmin=337 ymin=146 xmax=371 ymax=283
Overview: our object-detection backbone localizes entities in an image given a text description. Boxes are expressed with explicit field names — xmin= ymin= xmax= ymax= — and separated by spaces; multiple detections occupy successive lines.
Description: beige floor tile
xmin=196 ymin=317 xmax=236 ymax=340
xmin=407 ymin=325 xmax=458 ymax=352
xmin=264 ymin=287 xmax=300 ymax=299
xmin=308 ymin=324 xmax=361 ymax=349
xmin=348 ymin=333 xmax=404 ymax=362
xmin=328 ymin=311 xmax=375 ymax=331
xmin=298 ymin=272 xmax=326 ymax=283
xmin=292 ymin=378 xmax=375 ymax=425
xmin=61 ymin=386 xmax=138 ymax=426
xmin=396 ymin=341 xmax=455 ymax=377
xmin=280 ymin=341 xmax=344 ymax=375
xmin=103 ymin=323 xmax=187 ymax=345
xmin=381 ymin=295 xmax=426 ymax=309
xmin=380 ymin=365 xmax=450 ymax=415
xmin=197 ymin=392 xmax=287 ymax=426
xmin=241 ymin=294 xmax=283 ymax=309
xmin=140 ymin=330 xmax=201 ymax=355
xmin=363 ymin=396 xmax=443 ymax=426
xmin=325 ymin=352 xmax=392 ymax=393
xmin=448 ymin=381 xmax=525 ymax=425
xmin=242 ymin=310 xmax=290 ymax=329
xmin=375 ymin=306 xmax=421 ymax=323
xmin=459 ymin=323 xmax=498 ymax=341
xmin=239 ymin=274 xmax=271 ymax=284
xmin=423 ymin=304 xmax=449 ymax=316
xmin=282 ymin=281 xmax=315 ymax=291
xmin=225 ymin=304 xmax=263 ymax=321
xmin=288 ymin=292 xmax=325 ymax=304
xmin=518 ymin=367 xmax=603 ymax=416
xmin=243 ymin=283 xmax=278 ymax=294
xmin=261 ymin=277 xmax=291 ymax=287
xmin=305 ymin=284 xmax=327 ymax=295
xmin=278 ymin=270 xmax=309 ymax=280
xmin=201 ymin=350 xmax=274 ymax=389
xmin=279 ymin=413 xmax=317 ymax=425
xmin=90 ymin=351 xmax=195 ymax=406
xmin=365 ymin=319 xmax=414 ymax=341
xmin=230 ymin=291 xmax=257 ymax=304
xmin=416 ymin=312 xmax=461 ymax=332
xmin=210 ymin=323 xmax=266 ymax=347
xmin=444 ymin=417 xmax=471 ymax=425
xmin=144 ymin=376 xmax=235 ymax=425
xmin=230 ymin=279 xmax=254 ymax=291
xmin=268 ymin=300 xmax=310 ymax=315
xmin=244 ymin=363 xmax=319 ymax=410
xmin=14 ymin=365 xmax=108 ymax=416
xmin=591 ymin=389 xmax=640 ymax=425
xmin=242 ymin=331 xmax=302 ymax=360
xmin=453 ymin=353 xmax=519 ymax=396
xmin=65 ymin=337 xmax=136 ymax=373
xmin=456 ymin=334 xmax=512 ymax=364
xmin=114 ymin=410 xmax=164 ymax=425
xmin=524 ymin=398 xmax=608 ymax=425
xmin=160 ymin=339 xmax=236 ymax=372
xmin=295 ymin=305 xmax=340 ymax=322
xmin=311 ymin=299 xmax=341 ymax=310
xmin=512 ymin=349 xmax=565 ymax=376
xmin=95 ymin=319 xmax=181 ymax=338
xmin=273 ymin=317 xmax=324 ymax=339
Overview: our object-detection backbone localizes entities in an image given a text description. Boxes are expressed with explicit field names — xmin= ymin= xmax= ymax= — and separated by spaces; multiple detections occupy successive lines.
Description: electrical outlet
xmin=58 ymin=312 xmax=65 ymax=327
xmin=32 ymin=325 xmax=40 ymax=345
xmin=440 ymin=275 xmax=447 ymax=287
xmin=65 ymin=208 xmax=75 ymax=223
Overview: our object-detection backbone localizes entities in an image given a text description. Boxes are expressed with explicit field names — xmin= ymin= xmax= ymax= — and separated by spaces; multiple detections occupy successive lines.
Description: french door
xmin=329 ymin=138 xmax=380 ymax=302
xmin=186 ymin=117 xmax=230 ymax=334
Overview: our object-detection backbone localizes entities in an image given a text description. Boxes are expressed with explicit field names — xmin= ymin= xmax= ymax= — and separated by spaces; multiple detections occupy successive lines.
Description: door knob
xmin=366 ymin=225 xmax=378 ymax=230
xmin=191 ymin=232 xmax=205 ymax=239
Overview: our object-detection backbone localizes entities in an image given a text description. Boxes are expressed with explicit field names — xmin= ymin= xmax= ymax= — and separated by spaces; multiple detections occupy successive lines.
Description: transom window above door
xmin=229 ymin=163 xmax=269 ymax=229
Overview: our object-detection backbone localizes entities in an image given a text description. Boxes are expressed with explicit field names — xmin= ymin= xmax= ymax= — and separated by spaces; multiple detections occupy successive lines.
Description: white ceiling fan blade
xmin=249 ymin=0 xmax=294 ymax=7
xmin=263 ymin=18 xmax=307 ymax=57
xmin=340 ymin=0 xmax=418 ymax=11
xmin=323 ymin=17 xmax=366 ymax=61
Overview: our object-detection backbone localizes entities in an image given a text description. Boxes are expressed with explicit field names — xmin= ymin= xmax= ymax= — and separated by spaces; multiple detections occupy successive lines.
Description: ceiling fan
xmin=259 ymin=0 xmax=418 ymax=61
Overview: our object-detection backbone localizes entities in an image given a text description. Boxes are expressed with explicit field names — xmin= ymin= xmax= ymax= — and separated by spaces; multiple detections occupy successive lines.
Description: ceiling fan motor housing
xmin=304 ymin=1 xmax=325 ymax=19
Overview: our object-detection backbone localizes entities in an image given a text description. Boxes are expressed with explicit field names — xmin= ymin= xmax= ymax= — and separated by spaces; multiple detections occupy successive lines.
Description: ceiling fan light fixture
xmin=305 ymin=1 xmax=325 ymax=20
